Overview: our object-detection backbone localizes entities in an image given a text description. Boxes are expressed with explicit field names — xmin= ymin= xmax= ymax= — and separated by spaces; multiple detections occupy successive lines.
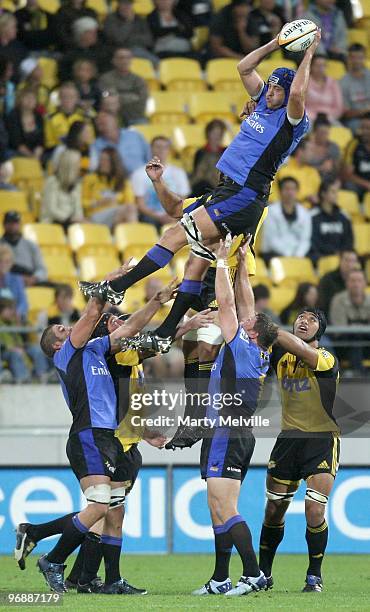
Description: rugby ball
xmin=278 ymin=20 xmax=317 ymax=53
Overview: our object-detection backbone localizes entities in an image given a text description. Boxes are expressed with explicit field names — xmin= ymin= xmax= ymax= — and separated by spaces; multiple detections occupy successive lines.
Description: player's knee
xmin=159 ymin=224 xmax=185 ymax=251
xmin=264 ymin=499 xmax=286 ymax=524
xmin=305 ymin=499 xmax=326 ymax=526
xmin=84 ymin=483 xmax=111 ymax=519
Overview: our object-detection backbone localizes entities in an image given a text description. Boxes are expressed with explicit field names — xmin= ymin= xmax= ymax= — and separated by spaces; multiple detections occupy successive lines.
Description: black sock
xmin=79 ymin=532 xmax=103 ymax=584
xmin=66 ymin=544 xmax=84 ymax=584
xmin=155 ymin=280 xmax=202 ymax=338
xmin=259 ymin=522 xmax=285 ymax=577
xmin=47 ymin=514 xmax=88 ymax=565
xmin=225 ymin=515 xmax=260 ymax=578
xmin=211 ymin=525 xmax=233 ymax=581
xmin=27 ymin=513 xmax=75 ymax=543
xmin=183 ymin=359 xmax=199 ymax=419
xmin=102 ymin=535 xmax=122 ymax=585
xmin=110 ymin=245 xmax=173 ymax=292
xmin=306 ymin=520 xmax=328 ymax=577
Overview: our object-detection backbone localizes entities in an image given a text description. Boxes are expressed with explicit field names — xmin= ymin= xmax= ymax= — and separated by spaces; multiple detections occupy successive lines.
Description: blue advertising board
xmin=0 ymin=467 xmax=369 ymax=554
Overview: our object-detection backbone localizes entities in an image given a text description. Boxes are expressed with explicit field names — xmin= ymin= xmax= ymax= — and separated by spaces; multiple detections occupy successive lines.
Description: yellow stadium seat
xmin=135 ymin=267 xmax=173 ymax=288
xmin=270 ymin=256 xmax=316 ymax=286
xmin=86 ymin=0 xmax=108 ymax=16
xmin=173 ymin=255 xmax=188 ymax=279
xmin=348 ymin=28 xmax=369 ymax=48
xmin=0 ymin=211 xmax=34 ymax=225
xmin=130 ymin=124 xmax=174 ymax=144
xmin=11 ymin=157 xmax=43 ymax=181
xmin=114 ymin=222 xmax=157 ymax=254
xmin=353 ymin=223 xmax=370 ymax=256
xmin=73 ymin=290 xmax=88 ymax=313
xmin=326 ymin=59 xmax=346 ymax=80
xmin=159 ymin=59 xmax=206 ymax=92
xmin=0 ymin=190 xmax=28 ymax=214
xmin=363 ymin=192 xmax=370 ymax=220
xmin=257 ymin=59 xmax=297 ymax=82
xmin=79 ymin=254 xmax=121 ymax=282
xmin=188 ymin=92 xmax=236 ymax=124
xmin=212 ymin=0 xmax=231 ymax=10
xmin=43 ymin=253 xmax=77 ymax=284
xmin=119 ymin=287 xmax=145 ymax=312
xmin=131 ymin=58 xmax=159 ymax=91
xmin=337 ymin=189 xmax=362 ymax=220
xmin=329 ymin=125 xmax=353 ymax=152
xmin=38 ymin=0 xmax=60 ymax=13
xmin=26 ymin=287 xmax=55 ymax=322
xmin=147 ymin=92 xmax=190 ymax=125
xmin=206 ymin=59 xmax=242 ymax=91
xmin=68 ymin=223 xmax=115 ymax=256
xmin=172 ymin=125 xmax=206 ymax=153
xmin=365 ymin=259 xmax=370 ymax=284
xmin=317 ymin=255 xmax=340 ymax=277
xmin=133 ymin=0 xmax=154 ymax=15
xmin=255 ymin=257 xmax=270 ymax=280
xmin=37 ymin=57 xmax=58 ymax=90
xmin=192 ymin=26 xmax=210 ymax=51
xmin=269 ymin=286 xmax=296 ymax=314
xmin=23 ymin=223 xmax=70 ymax=255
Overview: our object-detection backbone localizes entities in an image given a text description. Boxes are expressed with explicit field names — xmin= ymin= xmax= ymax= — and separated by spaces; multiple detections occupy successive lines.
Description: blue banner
xmin=0 ymin=467 xmax=369 ymax=554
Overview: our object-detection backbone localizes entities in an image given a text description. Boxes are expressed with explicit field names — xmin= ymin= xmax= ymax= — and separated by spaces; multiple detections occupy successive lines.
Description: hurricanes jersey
xmin=272 ymin=347 xmax=340 ymax=433
xmin=113 ymin=349 xmax=145 ymax=451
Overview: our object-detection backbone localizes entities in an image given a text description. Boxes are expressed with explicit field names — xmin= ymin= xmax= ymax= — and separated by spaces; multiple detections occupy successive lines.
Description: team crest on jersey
xmin=209 ymin=466 xmax=219 ymax=472
xmin=239 ymin=328 xmax=250 ymax=343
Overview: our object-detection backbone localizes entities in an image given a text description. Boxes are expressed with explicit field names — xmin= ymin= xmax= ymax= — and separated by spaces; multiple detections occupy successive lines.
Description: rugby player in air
xmin=79 ymin=30 xmax=321 ymax=354
xmin=193 ymin=236 xmax=278 ymax=597
xmin=258 ymin=309 xmax=340 ymax=593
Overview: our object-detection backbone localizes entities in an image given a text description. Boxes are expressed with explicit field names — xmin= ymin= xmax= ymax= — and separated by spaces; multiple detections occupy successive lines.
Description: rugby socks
xmin=26 ymin=513 xmax=75 ymax=543
xmin=183 ymin=358 xmax=199 ymax=418
xmin=224 ymin=514 xmax=260 ymax=578
xmin=47 ymin=514 xmax=88 ymax=564
xmin=102 ymin=535 xmax=122 ymax=585
xmin=306 ymin=520 xmax=328 ymax=577
xmin=155 ymin=280 xmax=202 ymax=338
xmin=259 ymin=522 xmax=285 ymax=577
xmin=109 ymin=245 xmax=174 ymax=292
xmin=78 ymin=532 xmax=103 ymax=585
xmin=211 ymin=524 xmax=233 ymax=582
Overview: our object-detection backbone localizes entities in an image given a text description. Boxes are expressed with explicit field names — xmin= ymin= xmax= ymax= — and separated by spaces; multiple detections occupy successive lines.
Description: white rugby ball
xmin=278 ymin=19 xmax=317 ymax=53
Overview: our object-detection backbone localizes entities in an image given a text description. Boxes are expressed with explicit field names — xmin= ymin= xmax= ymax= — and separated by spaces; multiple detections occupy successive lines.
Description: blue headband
xmin=268 ymin=67 xmax=296 ymax=104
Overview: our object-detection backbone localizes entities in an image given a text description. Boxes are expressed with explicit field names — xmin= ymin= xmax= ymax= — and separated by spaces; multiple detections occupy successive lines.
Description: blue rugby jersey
xmin=53 ymin=336 xmax=118 ymax=434
xmin=207 ymin=325 xmax=270 ymax=421
xmin=217 ymin=84 xmax=309 ymax=194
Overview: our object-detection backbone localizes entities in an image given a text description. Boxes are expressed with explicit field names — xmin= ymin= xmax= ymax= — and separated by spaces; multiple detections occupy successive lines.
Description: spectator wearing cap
xmin=302 ymin=0 xmax=348 ymax=61
xmin=0 ymin=211 xmax=47 ymax=286
xmin=44 ymin=81 xmax=89 ymax=151
xmin=15 ymin=0 xmax=54 ymax=50
xmin=0 ymin=14 xmax=26 ymax=81
xmin=247 ymin=0 xmax=284 ymax=48
xmin=0 ymin=243 xmax=28 ymax=320
xmin=53 ymin=0 xmax=98 ymax=51
xmin=340 ymin=44 xmax=370 ymax=134
xmin=5 ymin=87 xmax=44 ymax=160
xmin=147 ymin=0 xmax=194 ymax=59
xmin=305 ymin=54 xmax=343 ymax=124
xmin=304 ymin=114 xmax=341 ymax=181
xmin=103 ymin=0 xmax=157 ymax=66
xmin=99 ymin=47 xmax=148 ymax=126
xmin=59 ymin=16 xmax=112 ymax=83
xmin=210 ymin=0 xmax=258 ymax=59
xmin=253 ymin=283 xmax=281 ymax=324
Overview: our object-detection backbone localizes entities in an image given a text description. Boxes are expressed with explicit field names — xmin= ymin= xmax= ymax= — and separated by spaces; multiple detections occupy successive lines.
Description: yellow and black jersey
xmin=272 ymin=346 xmax=340 ymax=433
xmin=44 ymin=108 xmax=92 ymax=149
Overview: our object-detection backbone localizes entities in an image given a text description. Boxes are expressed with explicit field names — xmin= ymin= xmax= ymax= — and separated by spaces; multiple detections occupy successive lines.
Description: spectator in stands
xmin=99 ymin=88 xmax=125 ymax=126
xmin=0 ymin=56 xmax=15 ymax=116
xmin=147 ymin=0 xmax=194 ymax=59
xmin=0 ymin=14 xmax=26 ymax=81
xmin=82 ymin=146 xmax=137 ymax=228
xmin=252 ymin=283 xmax=281 ymax=324
xmin=191 ymin=119 xmax=226 ymax=195
xmin=302 ymin=0 xmax=347 ymax=61
xmin=210 ymin=0 xmax=258 ymax=59
xmin=58 ymin=16 xmax=111 ymax=82
xmin=48 ymin=284 xmax=80 ymax=326
xmin=17 ymin=58 xmax=49 ymax=116
xmin=0 ymin=211 xmax=47 ymax=286
xmin=0 ymin=296 xmax=49 ymax=383
xmin=89 ymin=111 xmax=150 ymax=175
xmin=40 ymin=150 xmax=84 ymax=229
xmin=132 ymin=135 xmax=190 ymax=229
xmin=247 ymin=0 xmax=283 ymax=48
xmin=261 ymin=176 xmax=312 ymax=260
xmin=310 ymin=178 xmax=354 ymax=263
xmin=99 ymin=47 xmax=148 ymax=126
xmin=0 ymin=160 xmax=17 ymax=190
xmin=103 ymin=0 xmax=157 ymax=65
xmin=144 ymin=277 xmax=171 ymax=323
xmin=177 ymin=0 xmax=212 ymax=27
xmin=305 ymin=54 xmax=343 ymax=123
xmin=54 ymin=0 xmax=97 ymax=51
xmin=318 ymin=249 xmax=359 ymax=315
xmin=305 ymin=114 xmax=341 ymax=181
xmin=274 ymin=138 xmax=321 ymax=205
xmin=342 ymin=113 xmax=370 ymax=202
xmin=0 ymin=243 xmax=28 ymax=321
xmin=329 ymin=269 xmax=370 ymax=372
xmin=72 ymin=58 xmax=100 ymax=113
xmin=340 ymin=44 xmax=370 ymax=134
xmin=280 ymin=282 xmax=318 ymax=325
xmin=44 ymin=82 xmax=87 ymax=152
xmin=15 ymin=0 xmax=54 ymax=50
xmin=51 ymin=120 xmax=92 ymax=174
xmin=6 ymin=88 xmax=44 ymax=160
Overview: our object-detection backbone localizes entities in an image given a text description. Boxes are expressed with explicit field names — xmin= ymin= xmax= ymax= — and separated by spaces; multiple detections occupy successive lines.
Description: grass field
xmin=1 ymin=554 xmax=370 ymax=611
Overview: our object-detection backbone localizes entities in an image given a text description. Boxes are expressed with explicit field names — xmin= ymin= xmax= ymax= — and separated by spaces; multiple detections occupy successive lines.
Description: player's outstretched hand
xmin=237 ymin=233 xmax=252 ymax=265
xmin=104 ymin=258 xmax=134 ymax=281
xmin=240 ymin=99 xmax=257 ymax=119
xmin=155 ymin=277 xmax=178 ymax=304
xmin=307 ymin=28 xmax=321 ymax=54
xmin=186 ymin=308 xmax=215 ymax=330
xmin=146 ymin=156 xmax=164 ymax=182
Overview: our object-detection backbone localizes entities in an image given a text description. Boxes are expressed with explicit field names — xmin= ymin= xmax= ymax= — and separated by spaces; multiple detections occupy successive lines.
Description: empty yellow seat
xmin=255 ymin=257 xmax=270 ymax=280
xmin=270 ymin=257 xmax=316 ymax=286
xmin=120 ymin=287 xmax=145 ymax=312
xmin=43 ymin=253 xmax=77 ymax=284
xmin=26 ymin=286 xmax=55 ymax=322
xmin=337 ymin=190 xmax=361 ymax=219
xmin=347 ymin=28 xmax=369 ymax=48
xmin=23 ymin=223 xmax=70 ymax=255
xmin=131 ymin=58 xmax=159 ymax=91
xmin=329 ymin=125 xmax=353 ymax=152
xmin=159 ymin=58 xmax=206 ymax=92
xmin=86 ymin=0 xmax=108 ymax=16
xmin=38 ymin=0 xmax=60 ymax=14
xmin=130 ymin=124 xmax=174 ymax=144
xmin=79 ymin=254 xmax=121 ymax=282
xmin=12 ymin=157 xmax=43 ymax=181
xmin=147 ymin=92 xmax=189 ymax=125
xmin=269 ymin=286 xmax=296 ymax=314
xmin=133 ymin=0 xmax=154 ymax=16
xmin=68 ymin=223 xmax=114 ymax=256
xmin=257 ymin=59 xmax=296 ymax=82
xmin=114 ymin=222 xmax=157 ymax=254
xmin=0 ymin=190 xmax=28 ymax=214
xmin=353 ymin=223 xmax=370 ymax=256
xmin=326 ymin=59 xmax=346 ymax=80
xmin=206 ymin=59 xmax=242 ymax=91
xmin=317 ymin=255 xmax=340 ymax=277
xmin=38 ymin=57 xmax=58 ymax=89
xmin=188 ymin=92 xmax=236 ymax=124
xmin=172 ymin=124 xmax=206 ymax=153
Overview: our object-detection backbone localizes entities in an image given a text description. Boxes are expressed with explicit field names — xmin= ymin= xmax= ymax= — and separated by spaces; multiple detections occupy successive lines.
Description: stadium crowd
xmin=0 ymin=0 xmax=369 ymax=382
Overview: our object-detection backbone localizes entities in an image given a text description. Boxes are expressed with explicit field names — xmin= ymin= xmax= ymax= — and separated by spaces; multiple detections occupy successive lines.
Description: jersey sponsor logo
xmin=91 ymin=360 xmax=110 ymax=376
xmin=245 ymin=112 xmax=265 ymax=134
xmin=281 ymin=376 xmax=311 ymax=392
xmin=320 ymin=350 xmax=331 ymax=359
xmin=226 ymin=466 xmax=241 ymax=473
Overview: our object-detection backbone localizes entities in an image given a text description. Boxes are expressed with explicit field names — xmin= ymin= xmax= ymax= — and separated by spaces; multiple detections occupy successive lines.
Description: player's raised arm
xmin=237 ymin=37 xmax=280 ymax=98
xmin=146 ymin=157 xmax=184 ymax=219
xmin=215 ymin=235 xmax=239 ymax=343
xmin=276 ymin=329 xmax=319 ymax=369
xmin=234 ymin=235 xmax=255 ymax=322
xmin=287 ymin=30 xmax=321 ymax=122
xmin=70 ymin=297 xmax=105 ymax=348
